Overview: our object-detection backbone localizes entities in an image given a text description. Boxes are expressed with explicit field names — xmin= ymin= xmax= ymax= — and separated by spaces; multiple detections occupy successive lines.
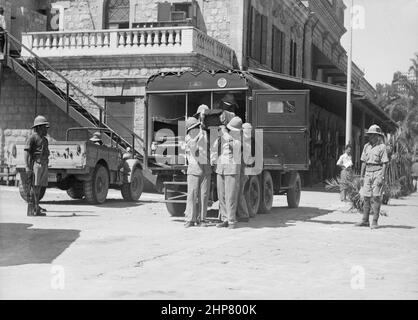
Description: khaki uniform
xmin=360 ymin=142 xmax=389 ymax=224
xmin=24 ymin=133 xmax=50 ymax=187
xmin=360 ymin=143 xmax=388 ymax=197
xmin=236 ymin=136 xmax=253 ymax=219
xmin=185 ymin=129 xmax=212 ymax=223
xmin=212 ymin=130 xmax=241 ymax=224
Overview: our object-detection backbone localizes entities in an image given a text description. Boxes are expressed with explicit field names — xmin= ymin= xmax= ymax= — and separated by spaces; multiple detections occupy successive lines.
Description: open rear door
xmin=252 ymin=90 xmax=309 ymax=170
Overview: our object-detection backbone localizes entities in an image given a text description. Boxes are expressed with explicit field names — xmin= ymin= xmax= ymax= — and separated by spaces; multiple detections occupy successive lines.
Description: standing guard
xmin=356 ymin=125 xmax=389 ymax=229
xmin=24 ymin=115 xmax=50 ymax=216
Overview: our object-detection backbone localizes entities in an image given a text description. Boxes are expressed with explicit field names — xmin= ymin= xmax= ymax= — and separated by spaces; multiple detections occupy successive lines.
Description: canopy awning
xmin=146 ymin=69 xmax=276 ymax=93
xmin=249 ymin=68 xmax=397 ymax=132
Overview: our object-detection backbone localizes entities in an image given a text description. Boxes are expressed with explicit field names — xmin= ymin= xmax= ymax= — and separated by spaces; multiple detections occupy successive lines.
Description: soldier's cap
xmin=89 ymin=131 xmax=102 ymax=142
xmin=194 ymin=104 xmax=209 ymax=117
xmin=242 ymin=123 xmax=253 ymax=130
xmin=366 ymin=124 xmax=385 ymax=137
xmin=32 ymin=115 xmax=50 ymax=128
xmin=227 ymin=116 xmax=243 ymax=131
xmin=186 ymin=117 xmax=200 ymax=131
xmin=221 ymin=93 xmax=236 ymax=105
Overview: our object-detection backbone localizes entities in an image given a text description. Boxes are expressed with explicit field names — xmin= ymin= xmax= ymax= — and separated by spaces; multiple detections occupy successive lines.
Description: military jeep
xmin=12 ymin=128 xmax=144 ymax=204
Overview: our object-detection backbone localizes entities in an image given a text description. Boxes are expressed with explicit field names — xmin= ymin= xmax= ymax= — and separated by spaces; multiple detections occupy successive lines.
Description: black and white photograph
xmin=0 ymin=0 xmax=417 ymax=304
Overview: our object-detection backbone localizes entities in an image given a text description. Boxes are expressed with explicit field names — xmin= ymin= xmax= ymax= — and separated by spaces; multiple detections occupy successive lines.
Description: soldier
xmin=24 ymin=115 xmax=50 ymax=216
xmin=236 ymin=123 xmax=253 ymax=222
xmin=219 ymin=93 xmax=239 ymax=114
xmin=356 ymin=124 xmax=389 ymax=229
xmin=89 ymin=131 xmax=103 ymax=145
xmin=184 ymin=117 xmax=212 ymax=227
xmin=212 ymin=116 xmax=242 ymax=229
xmin=194 ymin=104 xmax=209 ymax=121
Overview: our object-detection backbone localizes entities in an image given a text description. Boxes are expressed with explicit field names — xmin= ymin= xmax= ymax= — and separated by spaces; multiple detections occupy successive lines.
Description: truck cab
xmin=145 ymin=70 xmax=310 ymax=216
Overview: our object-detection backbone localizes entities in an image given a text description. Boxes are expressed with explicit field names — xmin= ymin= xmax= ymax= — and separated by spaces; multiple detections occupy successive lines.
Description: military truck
xmin=11 ymin=128 xmax=144 ymax=204
xmin=143 ymin=70 xmax=310 ymax=216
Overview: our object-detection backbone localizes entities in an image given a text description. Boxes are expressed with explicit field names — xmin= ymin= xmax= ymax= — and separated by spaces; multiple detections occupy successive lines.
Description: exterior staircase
xmin=2 ymin=31 xmax=157 ymax=184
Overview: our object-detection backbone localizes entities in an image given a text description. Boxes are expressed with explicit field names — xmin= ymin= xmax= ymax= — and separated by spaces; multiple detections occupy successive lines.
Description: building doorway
xmin=105 ymin=97 xmax=135 ymax=143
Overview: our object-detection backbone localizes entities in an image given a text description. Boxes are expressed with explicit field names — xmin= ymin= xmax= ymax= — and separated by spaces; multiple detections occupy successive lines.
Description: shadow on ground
xmin=171 ymin=207 xmax=335 ymax=229
xmin=40 ymin=198 xmax=159 ymax=208
xmin=0 ymin=223 xmax=80 ymax=266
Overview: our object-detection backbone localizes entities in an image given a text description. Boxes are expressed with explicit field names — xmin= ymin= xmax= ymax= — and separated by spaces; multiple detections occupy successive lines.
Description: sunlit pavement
xmin=1 ymin=185 xmax=417 ymax=300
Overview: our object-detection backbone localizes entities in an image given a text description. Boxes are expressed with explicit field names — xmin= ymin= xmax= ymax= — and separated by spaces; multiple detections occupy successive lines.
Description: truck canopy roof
xmin=146 ymin=69 xmax=277 ymax=93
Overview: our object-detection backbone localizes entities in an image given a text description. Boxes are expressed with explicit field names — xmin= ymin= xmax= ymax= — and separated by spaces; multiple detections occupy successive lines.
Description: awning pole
xmin=346 ymin=0 xmax=354 ymax=145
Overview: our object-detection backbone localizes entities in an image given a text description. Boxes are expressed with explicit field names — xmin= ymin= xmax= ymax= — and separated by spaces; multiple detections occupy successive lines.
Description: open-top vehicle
xmin=11 ymin=127 xmax=144 ymax=204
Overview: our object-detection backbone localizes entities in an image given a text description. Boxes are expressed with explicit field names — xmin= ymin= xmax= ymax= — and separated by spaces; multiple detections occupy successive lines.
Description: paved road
xmin=0 ymin=185 xmax=417 ymax=299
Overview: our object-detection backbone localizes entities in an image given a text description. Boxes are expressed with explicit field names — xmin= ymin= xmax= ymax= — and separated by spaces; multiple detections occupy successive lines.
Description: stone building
xmin=0 ymin=0 xmax=396 ymax=184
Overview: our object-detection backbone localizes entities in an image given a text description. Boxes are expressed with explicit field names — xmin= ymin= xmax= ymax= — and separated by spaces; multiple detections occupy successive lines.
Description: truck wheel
xmin=84 ymin=164 xmax=109 ymax=204
xmin=121 ymin=167 xmax=144 ymax=201
xmin=165 ymin=191 xmax=186 ymax=217
xmin=259 ymin=171 xmax=274 ymax=214
xmin=287 ymin=172 xmax=301 ymax=208
xmin=66 ymin=182 xmax=84 ymax=199
xmin=246 ymin=175 xmax=261 ymax=218
xmin=18 ymin=179 xmax=46 ymax=202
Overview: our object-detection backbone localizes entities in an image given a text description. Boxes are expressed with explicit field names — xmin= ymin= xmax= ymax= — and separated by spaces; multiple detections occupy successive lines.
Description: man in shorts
xmin=25 ymin=115 xmax=50 ymax=216
xmin=356 ymin=125 xmax=389 ymax=229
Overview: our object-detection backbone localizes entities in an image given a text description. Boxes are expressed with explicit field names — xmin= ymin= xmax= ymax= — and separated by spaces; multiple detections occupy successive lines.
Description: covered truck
xmin=143 ymin=70 xmax=310 ymax=216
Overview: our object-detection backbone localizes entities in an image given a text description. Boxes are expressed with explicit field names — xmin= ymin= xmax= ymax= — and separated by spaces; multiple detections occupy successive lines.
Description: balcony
xmin=20 ymin=26 xmax=235 ymax=69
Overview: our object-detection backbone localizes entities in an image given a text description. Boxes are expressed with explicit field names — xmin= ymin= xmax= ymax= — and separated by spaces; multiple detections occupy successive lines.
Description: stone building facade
xmin=0 ymin=0 xmax=395 ymax=184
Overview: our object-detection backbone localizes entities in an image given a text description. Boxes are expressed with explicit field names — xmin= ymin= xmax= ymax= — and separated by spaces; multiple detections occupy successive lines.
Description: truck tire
xmin=66 ymin=182 xmax=84 ymax=199
xmin=18 ymin=180 xmax=46 ymax=202
xmin=246 ymin=175 xmax=261 ymax=218
xmin=287 ymin=172 xmax=301 ymax=208
xmin=84 ymin=164 xmax=109 ymax=204
xmin=165 ymin=191 xmax=186 ymax=217
xmin=259 ymin=171 xmax=274 ymax=214
xmin=121 ymin=167 xmax=144 ymax=202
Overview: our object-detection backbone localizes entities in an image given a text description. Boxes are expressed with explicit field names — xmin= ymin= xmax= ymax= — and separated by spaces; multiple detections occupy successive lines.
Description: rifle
xmin=26 ymin=161 xmax=36 ymax=216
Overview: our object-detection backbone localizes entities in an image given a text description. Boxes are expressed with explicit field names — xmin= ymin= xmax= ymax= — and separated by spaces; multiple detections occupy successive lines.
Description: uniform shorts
xmin=33 ymin=161 xmax=48 ymax=187
xmin=360 ymin=169 xmax=384 ymax=197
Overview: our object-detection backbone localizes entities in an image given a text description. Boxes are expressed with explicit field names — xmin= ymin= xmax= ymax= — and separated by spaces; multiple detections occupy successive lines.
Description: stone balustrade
xmin=21 ymin=26 xmax=234 ymax=68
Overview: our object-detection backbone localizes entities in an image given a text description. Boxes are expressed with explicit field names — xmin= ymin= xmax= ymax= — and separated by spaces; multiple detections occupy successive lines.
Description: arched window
xmin=104 ymin=0 xmax=130 ymax=29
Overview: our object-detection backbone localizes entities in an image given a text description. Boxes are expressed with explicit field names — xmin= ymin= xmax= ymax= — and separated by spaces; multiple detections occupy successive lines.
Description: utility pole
xmin=345 ymin=0 xmax=354 ymax=145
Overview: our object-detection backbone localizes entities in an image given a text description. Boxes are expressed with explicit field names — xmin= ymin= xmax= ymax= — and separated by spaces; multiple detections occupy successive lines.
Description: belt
xmin=366 ymin=164 xmax=383 ymax=172
xmin=34 ymin=158 xmax=49 ymax=164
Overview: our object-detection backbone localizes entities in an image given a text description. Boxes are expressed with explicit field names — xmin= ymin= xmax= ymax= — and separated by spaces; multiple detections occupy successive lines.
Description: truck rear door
xmin=252 ymin=90 xmax=309 ymax=170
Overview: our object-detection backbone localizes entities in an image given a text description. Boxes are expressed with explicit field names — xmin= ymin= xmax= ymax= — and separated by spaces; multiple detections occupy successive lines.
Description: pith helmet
xmin=186 ymin=117 xmax=200 ymax=131
xmin=89 ymin=131 xmax=102 ymax=142
xmin=242 ymin=122 xmax=253 ymax=130
xmin=366 ymin=124 xmax=385 ymax=137
xmin=194 ymin=104 xmax=209 ymax=116
xmin=227 ymin=116 xmax=243 ymax=131
xmin=32 ymin=115 xmax=50 ymax=128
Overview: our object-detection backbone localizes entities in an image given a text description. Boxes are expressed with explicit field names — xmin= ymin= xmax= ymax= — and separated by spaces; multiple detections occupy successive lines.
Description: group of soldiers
xmin=183 ymin=95 xmax=254 ymax=229
xmin=24 ymin=109 xmax=390 ymax=230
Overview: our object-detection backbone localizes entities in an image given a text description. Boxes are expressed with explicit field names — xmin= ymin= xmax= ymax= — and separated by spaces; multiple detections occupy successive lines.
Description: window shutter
xmin=157 ymin=2 xmax=172 ymax=21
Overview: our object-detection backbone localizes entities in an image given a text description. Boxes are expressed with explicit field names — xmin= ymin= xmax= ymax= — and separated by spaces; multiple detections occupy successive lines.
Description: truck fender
xmin=122 ymin=159 xmax=142 ymax=184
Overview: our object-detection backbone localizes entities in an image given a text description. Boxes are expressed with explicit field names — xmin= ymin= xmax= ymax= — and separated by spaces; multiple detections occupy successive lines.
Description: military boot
xmin=371 ymin=197 xmax=381 ymax=229
xmin=355 ymin=197 xmax=371 ymax=227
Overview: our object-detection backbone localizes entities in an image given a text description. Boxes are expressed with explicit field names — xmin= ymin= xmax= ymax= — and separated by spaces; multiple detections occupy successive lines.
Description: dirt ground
xmin=0 ymin=184 xmax=417 ymax=300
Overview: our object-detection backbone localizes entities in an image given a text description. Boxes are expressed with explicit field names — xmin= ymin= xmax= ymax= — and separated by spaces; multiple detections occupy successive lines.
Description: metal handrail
xmin=4 ymin=31 xmax=145 ymax=152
